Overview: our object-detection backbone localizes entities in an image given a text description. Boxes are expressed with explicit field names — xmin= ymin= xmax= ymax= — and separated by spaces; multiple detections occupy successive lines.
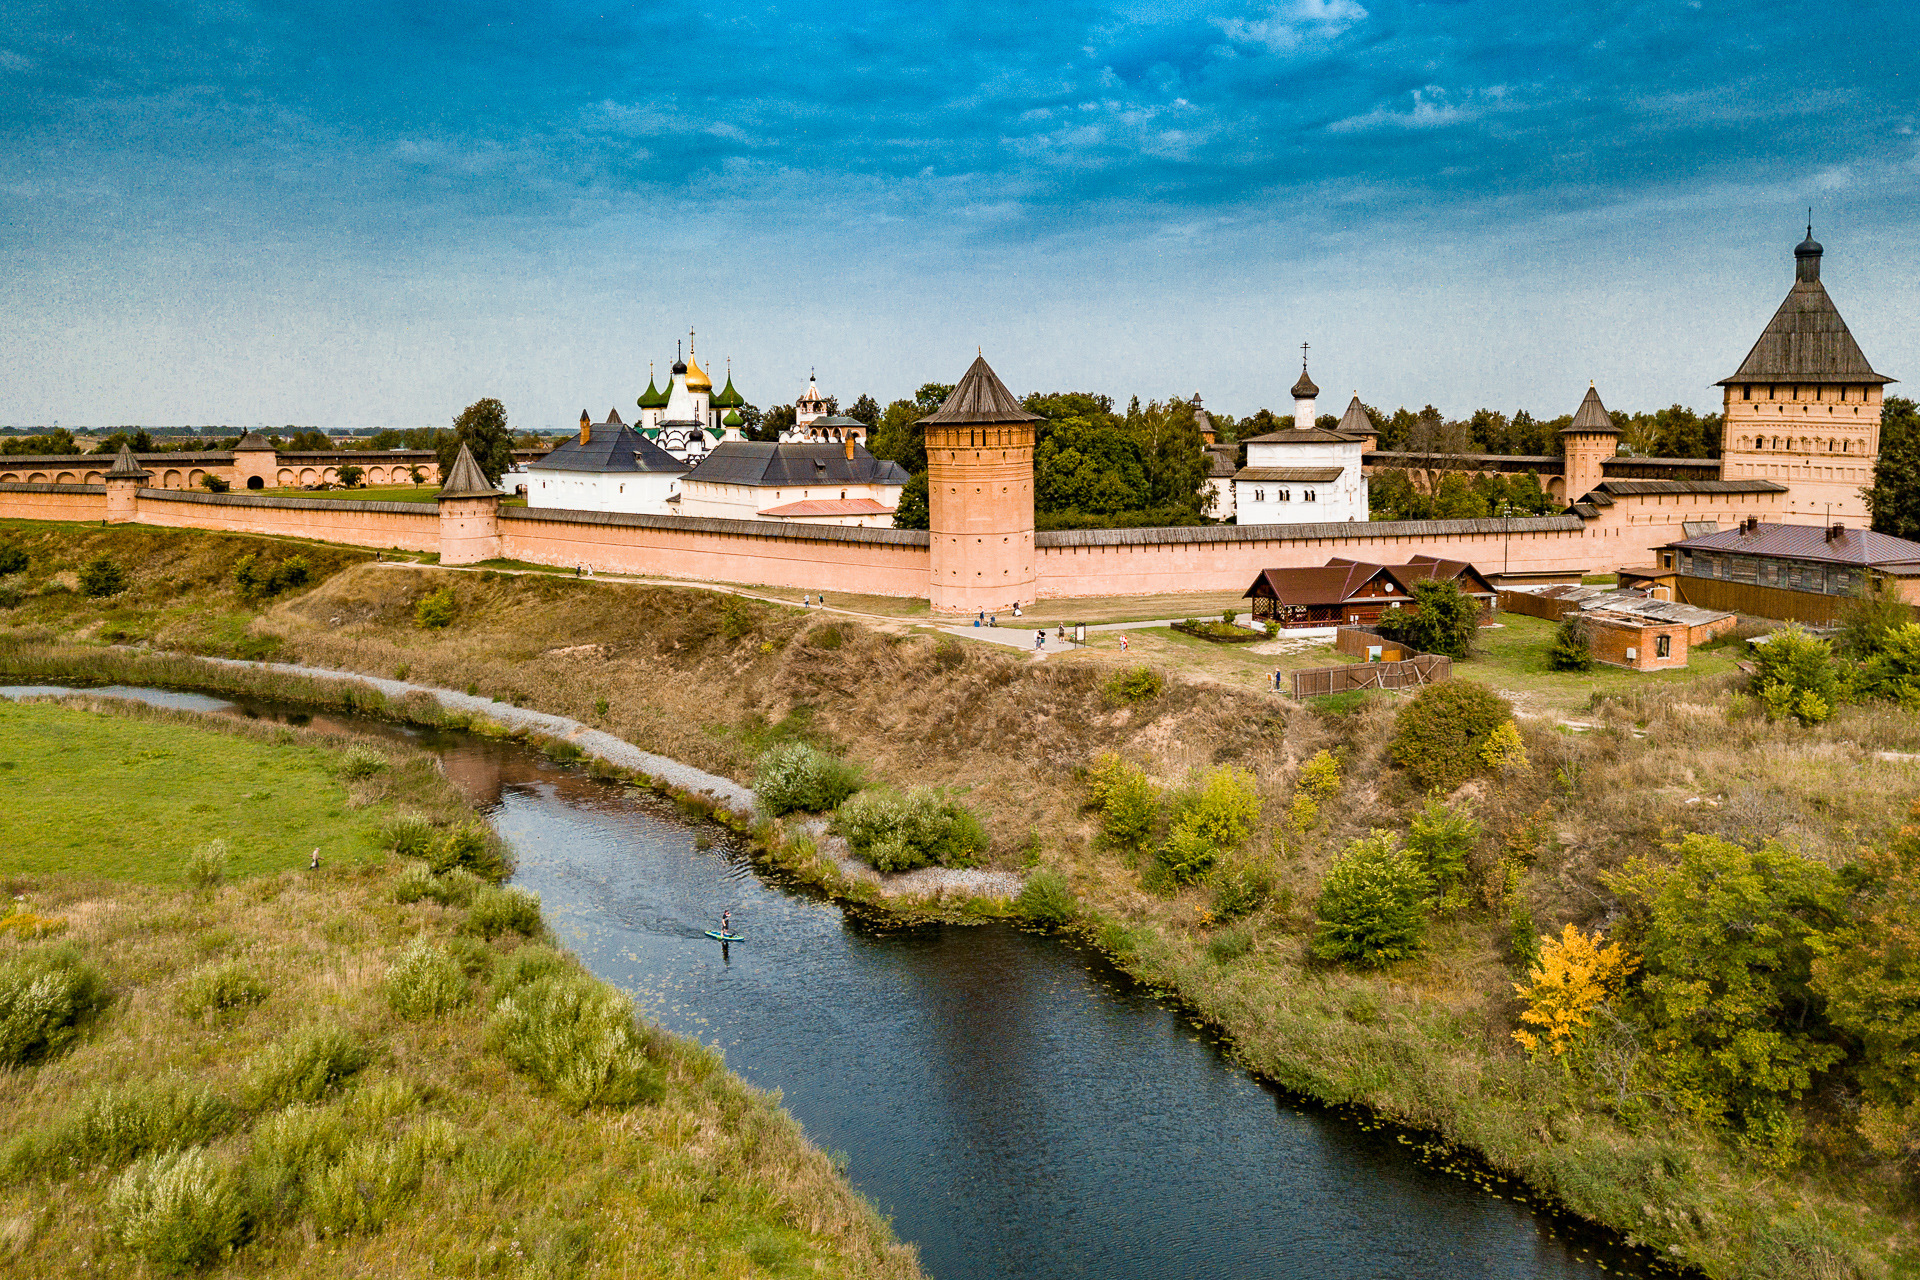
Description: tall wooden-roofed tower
xmin=921 ymin=355 xmax=1043 ymax=614
xmin=1717 ymin=230 xmax=1895 ymax=522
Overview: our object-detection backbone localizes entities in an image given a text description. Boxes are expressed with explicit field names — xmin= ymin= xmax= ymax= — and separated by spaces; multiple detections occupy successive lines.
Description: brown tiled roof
xmin=1328 ymin=553 xmax=1495 ymax=597
xmin=1664 ymin=521 xmax=1920 ymax=568
xmin=1234 ymin=466 xmax=1343 ymax=483
xmin=1242 ymin=562 xmax=1411 ymax=607
xmin=920 ymin=356 xmax=1042 ymax=425
xmin=756 ymin=498 xmax=894 ymax=518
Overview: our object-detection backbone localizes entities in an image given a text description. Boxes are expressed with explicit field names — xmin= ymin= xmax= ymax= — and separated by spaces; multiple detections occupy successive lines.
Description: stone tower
xmin=104 ymin=444 xmax=149 ymax=523
xmin=436 ymin=443 xmax=502 ymax=565
xmin=1291 ymin=356 xmax=1319 ymax=431
xmin=1715 ymin=229 xmax=1893 ymax=523
xmin=922 ymin=354 xmax=1042 ymax=614
xmin=1560 ymin=384 xmax=1621 ymax=502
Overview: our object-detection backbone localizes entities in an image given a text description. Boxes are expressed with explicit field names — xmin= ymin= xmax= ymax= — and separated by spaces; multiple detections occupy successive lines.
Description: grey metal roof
xmin=1036 ymin=514 xmax=1584 ymax=548
xmin=1718 ymin=239 xmax=1892 ymax=386
xmin=683 ymin=440 xmax=909 ymax=488
xmin=1681 ymin=521 xmax=1720 ymax=537
xmin=1603 ymin=456 xmax=1720 ymax=470
xmin=1584 ymin=594 xmax=1734 ymax=628
xmin=1235 ymin=466 xmax=1344 ymax=483
xmin=1663 ymin=521 xmax=1920 ymax=568
xmin=1561 ymin=385 xmax=1620 ymax=435
xmin=530 ymin=424 xmax=685 ymax=475
xmin=498 ymin=506 xmax=928 ymax=546
xmin=920 ymin=356 xmax=1042 ymax=425
xmin=1590 ymin=478 xmax=1786 ymax=497
xmin=1242 ymin=427 xmax=1366 ymax=445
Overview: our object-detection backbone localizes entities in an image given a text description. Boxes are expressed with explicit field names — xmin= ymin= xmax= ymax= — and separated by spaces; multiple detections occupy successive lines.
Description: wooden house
xmin=1329 ymin=554 xmax=1497 ymax=611
xmin=1242 ymin=562 xmax=1412 ymax=628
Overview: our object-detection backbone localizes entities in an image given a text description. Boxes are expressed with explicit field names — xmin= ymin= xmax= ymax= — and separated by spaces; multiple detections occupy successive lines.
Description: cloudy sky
xmin=3 ymin=0 xmax=1915 ymax=429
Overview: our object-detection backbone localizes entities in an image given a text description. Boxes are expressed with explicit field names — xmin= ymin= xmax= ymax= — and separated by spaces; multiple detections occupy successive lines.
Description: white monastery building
xmin=675 ymin=438 xmax=909 ymax=528
xmin=522 ymin=410 xmax=687 ymax=514
xmin=1232 ymin=359 xmax=1372 ymax=525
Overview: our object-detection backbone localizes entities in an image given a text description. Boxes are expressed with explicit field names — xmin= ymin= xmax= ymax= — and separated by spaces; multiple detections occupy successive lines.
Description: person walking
xmin=1035 ymin=629 xmax=1045 ymax=650
xmin=1120 ymin=633 xmax=1130 ymax=653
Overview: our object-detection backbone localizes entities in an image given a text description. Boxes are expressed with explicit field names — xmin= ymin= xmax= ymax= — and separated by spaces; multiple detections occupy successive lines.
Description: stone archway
xmin=55 ymin=471 xmax=77 ymax=484
xmin=163 ymin=469 xmax=182 ymax=488
xmin=188 ymin=469 xmax=205 ymax=486
xmin=84 ymin=472 xmax=103 ymax=484
xmin=28 ymin=473 xmax=47 ymax=483
xmin=247 ymin=475 xmax=264 ymax=490
xmin=299 ymin=468 xmax=319 ymax=486
xmin=278 ymin=469 xmax=295 ymax=486
xmin=1 ymin=474 xmax=19 ymax=484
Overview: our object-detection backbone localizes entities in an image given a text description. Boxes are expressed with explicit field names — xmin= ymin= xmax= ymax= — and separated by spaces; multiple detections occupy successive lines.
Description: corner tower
xmin=921 ymin=354 xmax=1042 ymax=614
xmin=1716 ymin=228 xmax=1894 ymax=523
xmin=1560 ymin=383 xmax=1621 ymax=501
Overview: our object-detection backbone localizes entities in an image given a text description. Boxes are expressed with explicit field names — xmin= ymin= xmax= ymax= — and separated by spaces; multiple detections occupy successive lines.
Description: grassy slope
xmin=2 ymin=525 xmax=1917 ymax=1276
xmin=0 ymin=700 xmax=920 ymax=1279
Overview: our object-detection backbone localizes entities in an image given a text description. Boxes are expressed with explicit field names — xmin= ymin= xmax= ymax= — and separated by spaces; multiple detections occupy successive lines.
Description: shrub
xmin=0 ymin=944 xmax=111 ymax=1067
xmin=338 ymin=743 xmax=388 ymax=780
xmin=1221 ymin=608 xmax=1237 ymax=625
xmin=1749 ymin=624 xmax=1840 ymax=726
xmin=1511 ymin=923 xmax=1636 ymax=1060
xmin=462 ymin=884 xmax=542 ymax=938
xmin=1157 ymin=766 xmax=1261 ymax=885
xmin=1013 ymin=868 xmax=1076 ymax=926
xmin=175 ymin=961 xmax=270 ymax=1022
xmin=485 ymin=974 xmax=663 ymax=1109
xmin=807 ymin=624 xmax=843 ymax=650
xmin=1288 ymin=749 xmax=1341 ymax=832
xmin=305 ymin=1127 xmax=453 ymax=1236
xmin=234 ymin=553 xmax=313 ymax=601
xmin=61 ymin=1078 xmax=235 ymax=1169
xmin=391 ymin=862 xmax=437 ymax=904
xmin=1104 ymin=666 xmax=1163 ymax=705
xmin=492 ymin=945 xmax=574 ymax=1000
xmin=185 ymin=839 xmax=227 ymax=890
xmin=1388 ymin=679 xmax=1512 ymax=793
xmin=415 ymin=586 xmax=457 ymax=629
xmin=247 ymin=1024 xmax=370 ymax=1108
xmin=79 ymin=554 xmax=127 ymax=598
xmin=382 ymin=939 xmax=469 ymax=1019
xmin=0 ymin=543 xmax=26 ymax=575
xmin=247 ymin=1103 xmax=351 ymax=1205
xmin=104 ymin=1147 xmax=250 ymax=1272
xmin=1210 ymin=857 xmax=1275 ymax=921
xmin=1084 ymin=752 xmax=1159 ymax=856
xmin=1375 ymin=580 xmax=1480 ymax=658
xmin=1545 ymin=617 xmax=1593 ymax=671
xmin=428 ymin=823 xmax=509 ymax=880
xmin=1479 ymin=720 xmax=1529 ymax=773
xmin=336 ymin=464 xmax=364 ymax=488
xmin=834 ymin=787 xmax=989 ymax=872
xmin=1311 ymin=834 xmax=1428 ymax=968
xmin=199 ymin=473 xmax=230 ymax=493
xmin=754 ymin=741 xmax=863 ymax=816
xmin=1263 ymin=621 xmax=1280 ymax=638
xmin=379 ymin=813 xmax=436 ymax=858
xmin=1404 ymin=794 xmax=1480 ymax=900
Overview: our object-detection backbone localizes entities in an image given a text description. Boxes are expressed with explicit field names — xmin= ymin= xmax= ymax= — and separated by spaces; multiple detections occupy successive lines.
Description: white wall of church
xmin=1236 ymin=436 xmax=1369 ymax=526
xmin=677 ymin=478 xmax=905 ymax=522
xmin=526 ymin=468 xmax=682 ymax=515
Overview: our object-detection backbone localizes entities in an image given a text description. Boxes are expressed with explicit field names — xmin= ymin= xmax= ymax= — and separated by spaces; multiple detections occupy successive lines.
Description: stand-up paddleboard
xmin=705 ymin=930 xmax=745 ymax=942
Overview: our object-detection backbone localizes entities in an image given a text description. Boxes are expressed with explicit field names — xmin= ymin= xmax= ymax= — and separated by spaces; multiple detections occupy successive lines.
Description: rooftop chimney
xmin=579 ymin=410 xmax=591 ymax=446
xmin=844 ymin=435 xmax=855 ymax=462
xmin=1828 ymin=522 xmax=1845 ymax=543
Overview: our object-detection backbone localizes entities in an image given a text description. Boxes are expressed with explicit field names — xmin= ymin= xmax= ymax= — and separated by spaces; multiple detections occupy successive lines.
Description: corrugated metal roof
xmin=919 ymin=356 xmax=1042 ymax=425
xmin=1585 ymin=595 xmax=1734 ymax=627
xmin=1681 ymin=521 xmax=1720 ymax=537
xmin=1234 ymin=466 xmax=1344 ymax=483
xmin=1036 ymin=513 xmax=1584 ymax=549
xmin=1665 ymin=521 xmax=1920 ymax=567
xmin=683 ymin=441 xmax=909 ymax=488
xmin=1603 ymin=456 xmax=1720 ymax=471
xmin=756 ymin=498 xmax=894 ymax=517
xmin=530 ymin=424 xmax=685 ymax=475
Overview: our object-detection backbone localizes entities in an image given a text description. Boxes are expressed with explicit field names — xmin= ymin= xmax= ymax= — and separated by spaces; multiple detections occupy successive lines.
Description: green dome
xmin=712 ymin=374 xmax=746 ymax=408
xmin=722 ymin=410 xmax=743 ymax=426
xmin=637 ymin=376 xmax=669 ymax=410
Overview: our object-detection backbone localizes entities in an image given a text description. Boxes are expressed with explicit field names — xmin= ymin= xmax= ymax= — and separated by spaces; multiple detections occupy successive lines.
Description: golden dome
xmin=685 ymin=349 xmax=712 ymax=391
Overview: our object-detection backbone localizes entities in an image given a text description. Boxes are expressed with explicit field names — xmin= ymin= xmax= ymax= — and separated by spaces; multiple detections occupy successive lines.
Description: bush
xmin=1104 ymin=666 xmax=1163 ymax=705
xmin=485 ymin=973 xmax=663 ymax=1109
xmin=1157 ymin=766 xmax=1261 ymax=885
xmin=174 ymin=961 xmax=270 ymax=1022
xmin=234 ymin=553 xmax=313 ymax=601
xmin=414 ymin=586 xmax=457 ymax=629
xmin=1750 ymin=625 xmax=1841 ymax=725
xmin=1404 ymin=794 xmax=1480 ymax=899
xmin=1545 ymin=617 xmax=1593 ymax=671
xmin=753 ymin=741 xmax=862 ymax=816
xmin=247 ymin=1024 xmax=370 ymax=1108
xmin=105 ymin=1147 xmax=250 ymax=1272
xmin=462 ymin=884 xmax=542 ymax=938
xmin=834 ymin=787 xmax=989 ymax=872
xmin=1221 ymin=609 xmax=1237 ymax=625
xmin=1288 ymin=749 xmax=1341 ymax=832
xmin=382 ymin=939 xmax=469 ymax=1019
xmin=1375 ymin=580 xmax=1480 ymax=658
xmin=1084 ymin=751 xmax=1159 ymax=856
xmin=0 ymin=543 xmax=26 ymax=575
xmin=185 ymin=839 xmax=227 ymax=890
xmin=305 ymin=1126 xmax=455 ymax=1236
xmin=428 ymin=823 xmax=509 ymax=880
xmin=492 ymin=945 xmax=574 ymax=1001
xmin=0 ymin=944 xmax=111 ymax=1067
xmin=338 ymin=743 xmax=388 ymax=780
xmin=1210 ymin=857 xmax=1275 ymax=921
xmin=807 ymin=624 xmax=843 ymax=650
xmin=1013 ymin=868 xmax=1077 ymax=927
xmin=390 ymin=862 xmax=437 ymax=904
xmin=1388 ymin=679 xmax=1512 ymax=793
xmin=1311 ymin=834 xmax=1428 ymax=968
xmin=1479 ymin=720 xmax=1528 ymax=773
xmin=199 ymin=473 xmax=230 ymax=493
xmin=61 ymin=1078 xmax=235 ymax=1169
xmin=79 ymin=554 xmax=127 ymax=598
xmin=379 ymin=813 xmax=436 ymax=858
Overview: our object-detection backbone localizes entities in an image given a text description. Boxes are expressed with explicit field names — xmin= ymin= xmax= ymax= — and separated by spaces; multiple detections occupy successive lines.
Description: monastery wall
xmin=129 ymin=490 xmax=439 ymax=552
xmin=0 ymin=483 xmax=111 ymax=523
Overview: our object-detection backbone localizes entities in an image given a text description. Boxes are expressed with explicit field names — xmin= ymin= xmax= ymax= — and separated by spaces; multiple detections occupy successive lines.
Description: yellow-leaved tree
xmin=1512 ymin=923 xmax=1636 ymax=1059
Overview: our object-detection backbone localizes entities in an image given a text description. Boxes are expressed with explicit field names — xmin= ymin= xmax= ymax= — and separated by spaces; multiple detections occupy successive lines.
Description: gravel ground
xmin=198 ymin=656 xmax=1023 ymax=902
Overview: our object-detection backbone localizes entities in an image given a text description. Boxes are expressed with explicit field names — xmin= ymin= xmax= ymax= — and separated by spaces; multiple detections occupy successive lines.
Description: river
xmin=7 ymin=684 xmax=1677 ymax=1279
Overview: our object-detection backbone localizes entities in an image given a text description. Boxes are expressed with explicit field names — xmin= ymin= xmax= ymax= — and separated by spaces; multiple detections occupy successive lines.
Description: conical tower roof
xmin=436 ymin=442 xmax=497 ymax=499
xmin=919 ymin=355 xmax=1041 ymax=425
xmin=104 ymin=443 xmax=150 ymax=479
xmin=1336 ymin=395 xmax=1373 ymax=437
xmin=1560 ymin=384 xmax=1621 ymax=436
xmin=1717 ymin=233 xmax=1892 ymax=386
xmin=234 ymin=430 xmax=275 ymax=452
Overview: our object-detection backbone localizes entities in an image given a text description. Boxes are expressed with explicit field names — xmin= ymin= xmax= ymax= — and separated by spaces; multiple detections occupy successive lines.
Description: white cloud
xmin=0 ymin=50 xmax=33 ymax=72
xmin=1328 ymin=86 xmax=1489 ymax=133
xmin=1212 ymin=0 xmax=1367 ymax=55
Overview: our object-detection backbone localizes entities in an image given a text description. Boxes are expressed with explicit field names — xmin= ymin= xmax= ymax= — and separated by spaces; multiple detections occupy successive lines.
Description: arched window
xmin=1304 ymin=489 xmax=1316 ymax=502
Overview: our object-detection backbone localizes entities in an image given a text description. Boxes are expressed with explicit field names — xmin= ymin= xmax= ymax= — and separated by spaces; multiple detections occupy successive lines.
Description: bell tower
xmin=1560 ymin=383 xmax=1621 ymax=502
xmin=921 ymin=354 xmax=1042 ymax=615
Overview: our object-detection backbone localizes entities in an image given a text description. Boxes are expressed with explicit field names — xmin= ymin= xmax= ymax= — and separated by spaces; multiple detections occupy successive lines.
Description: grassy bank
xmin=0 ymin=698 xmax=921 ymax=1278
xmin=4 ymin=521 xmax=1918 ymax=1277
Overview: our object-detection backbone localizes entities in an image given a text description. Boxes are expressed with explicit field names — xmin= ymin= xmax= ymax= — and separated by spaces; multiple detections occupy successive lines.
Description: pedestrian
xmin=990 ymin=614 xmax=997 ymax=627
xmin=309 ymin=848 xmax=319 ymax=871
xmin=1120 ymin=633 xmax=1130 ymax=652
xmin=1035 ymin=629 xmax=1045 ymax=650
xmin=819 ymin=594 xmax=827 ymax=607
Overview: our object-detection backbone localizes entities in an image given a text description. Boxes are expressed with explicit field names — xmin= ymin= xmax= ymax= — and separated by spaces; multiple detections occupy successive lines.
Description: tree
xmin=79 ymin=555 xmax=127 ymax=598
xmin=1866 ymin=397 xmax=1920 ymax=540
xmin=846 ymin=394 xmax=881 ymax=427
xmin=1404 ymin=794 xmax=1480 ymax=898
xmin=1512 ymin=924 xmax=1637 ymax=1060
xmin=892 ymin=471 xmax=928 ymax=530
xmin=1608 ymin=834 xmax=1844 ymax=1158
xmin=1750 ymin=624 xmax=1840 ymax=724
xmin=1546 ymin=616 xmax=1593 ymax=671
xmin=1389 ymin=679 xmax=1511 ymax=792
xmin=756 ymin=404 xmax=795 ymax=444
xmin=436 ymin=399 xmax=513 ymax=486
xmin=1376 ymin=580 xmax=1481 ymax=658
xmin=1 ymin=429 xmax=79 ymax=456
xmin=336 ymin=464 xmax=364 ymax=488
xmin=97 ymin=429 xmax=155 ymax=454
xmin=867 ymin=399 xmax=926 ymax=475
xmin=1312 ymin=834 xmax=1428 ymax=967
xmin=1157 ymin=766 xmax=1260 ymax=884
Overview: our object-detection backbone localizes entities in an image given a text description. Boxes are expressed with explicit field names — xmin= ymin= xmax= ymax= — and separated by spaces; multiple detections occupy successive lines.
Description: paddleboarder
xmin=721 ymin=909 xmax=732 ymax=938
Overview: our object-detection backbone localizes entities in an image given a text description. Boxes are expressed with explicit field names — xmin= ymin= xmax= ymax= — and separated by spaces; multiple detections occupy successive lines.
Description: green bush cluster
xmin=1388 ymin=679 xmax=1514 ymax=793
xmin=1404 ymin=794 xmax=1481 ymax=905
xmin=1374 ymin=580 xmax=1481 ymax=658
xmin=0 ymin=543 xmax=27 ymax=576
xmin=834 ymin=786 xmax=988 ymax=872
xmin=185 ymin=839 xmax=227 ymax=890
xmin=104 ymin=1146 xmax=251 ymax=1272
xmin=0 ymin=943 xmax=111 ymax=1067
xmin=175 ymin=961 xmax=271 ymax=1023
xmin=1545 ymin=616 xmax=1593 ymax=671
xmin=232 ymin=553 xmax=312 ymax=601
xmin=1084 ymin=751 xmax=1158 ymax=856
xmin=414 ymin=586 xmax=457 ymax=629
xmin=59 ymin=1078 xmax=236 ymax=1170
xmin=1158 ymin=766 xmax=1261 ymax=884
xmin=1751 ymin=625 xmax=1841 ymax=725
xmin=1104 ymin=665 xmax=1163 ymax=705
xmin=1210 ymin=857 xmax=1275 ymax=921
xmin=425 ymin=823 xmax=510 ymax=880
xmin=461 ymin=885 xmax=542 ymax=939
xmin=338 ymin=743 xmax=389 ymax=780
xmin=1013 ymin=868 xmax=1077 ymax=926
xmin=79 ymin=554 xmax=127 ymax=598
xmin=485 ymin=972 xmax=663 ymax=1110
xmin=753 ymin=741 xmax=863 ymax=816
xmin=246 ymin=1024 xmax=370 ymax=1109
xmin=382 ymin=939 xmax=470 ymax=1020
xmin=378 ymin=813 xmax=436 ymax=858
xmin=1311 ymin=833 xmax=1429 ymax=968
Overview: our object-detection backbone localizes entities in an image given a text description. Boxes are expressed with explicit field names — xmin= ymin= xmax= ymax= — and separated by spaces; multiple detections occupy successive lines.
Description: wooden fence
xmin=1291 ymin=653 xmax=1451 ymax=698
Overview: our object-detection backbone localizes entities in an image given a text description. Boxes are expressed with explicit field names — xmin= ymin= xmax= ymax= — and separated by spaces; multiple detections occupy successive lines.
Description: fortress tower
xmin=1716 ymin=229 xmax=1894 ymax=523
xmin=922 ymin=355 xmax=1042 ymax=614
xmin=1560 ymin=384 xmax=1622 ymax=501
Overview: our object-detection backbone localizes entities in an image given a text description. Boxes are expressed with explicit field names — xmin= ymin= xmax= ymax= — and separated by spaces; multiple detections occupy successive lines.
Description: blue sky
xmin=2 ymin=0 xmax=1915 ymax=428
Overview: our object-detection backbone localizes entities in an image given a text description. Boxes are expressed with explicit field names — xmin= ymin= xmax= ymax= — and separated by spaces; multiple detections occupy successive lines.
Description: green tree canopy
xmin=1866 ymin=397 xmax=1920 ymax=541
xmin=437 ymin=398 xmax=513 ymax=486
xmin=846 ymin=394 xmax=881 ymax=427
xmin=0 ymin=429 xmax=81 ymax=456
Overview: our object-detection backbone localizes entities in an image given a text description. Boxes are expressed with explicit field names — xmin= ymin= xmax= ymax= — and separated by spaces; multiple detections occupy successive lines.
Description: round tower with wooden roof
xmin=1560 ymin=383 xmax=1622 ymax=502
xmin=920 ymin=354 xmax=1042 ymax=614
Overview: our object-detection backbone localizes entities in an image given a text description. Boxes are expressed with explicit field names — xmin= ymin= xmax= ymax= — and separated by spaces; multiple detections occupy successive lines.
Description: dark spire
xmin=1291 ymin=344 xmax=1318 ymax=399
xmin=104 ymin=443 xmax=150 ymax=479
xmin=436 ymin=442 xmax=496 ymax=499
xmin=1795 ymin=217 xmax=1823 ymax=284
xmin=919 ymin=354 xmax=1042 ymax=425
xmin=1560 ymin=383 xmax=1621 ymax=436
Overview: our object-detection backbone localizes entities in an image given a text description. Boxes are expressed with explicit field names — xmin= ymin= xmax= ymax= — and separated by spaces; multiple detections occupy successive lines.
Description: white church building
xmin=521 ymin=410 xmax=688 ymax=515
xmin=631 ymin=334 xmax=751 ymax=462
xmin=1232 ymin=359 xmax=1372 ymax=526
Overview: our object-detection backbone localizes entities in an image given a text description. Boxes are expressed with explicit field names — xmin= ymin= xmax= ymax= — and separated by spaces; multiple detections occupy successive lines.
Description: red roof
xmin=1327 ymin=554 xmax=1495 ymax=597
xmin=1243 ymin=562 xmax=1412 ymax=607
xmin=756 ymin=497 xmax=895 ymax=518
xmin=1664 ymin=521 xmax=1920 ymax=568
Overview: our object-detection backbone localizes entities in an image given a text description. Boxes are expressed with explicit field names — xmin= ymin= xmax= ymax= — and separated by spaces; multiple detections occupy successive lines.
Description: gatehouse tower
xmin=922 ymin=355 xmax=1042 ymax=614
